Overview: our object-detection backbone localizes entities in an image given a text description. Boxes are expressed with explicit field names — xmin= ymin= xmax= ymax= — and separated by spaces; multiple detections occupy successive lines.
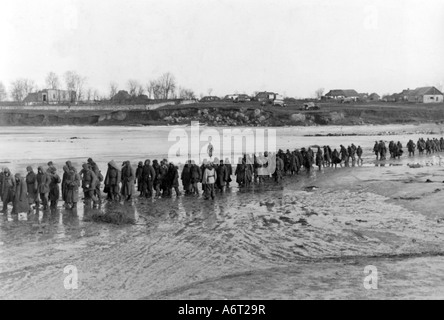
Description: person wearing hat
xmin=81 ymin=163 xmax=99 ymax=208
xmin=135 ymin=161 xmax=144 ymax=196
xmin=215 ymin=159 xmax=226 ymax=192
xmin=63 ymin=166 xmax=81 ymax=209
xmin=48 ymin=166 xmax=61 ymax=209
xmin=142 ymin=159 xmax=156 ymax=198
xmin=36 ymin=166 xmax=51 ymax=210
xmin=1 ymin=168 xmax=15 ymax=213
xmin=12 ymin=173 xmax=29 ymax=215
xmin=26 ymin=166 xmax=38 ymax=213
xmin=121 ymin=161 xmax=135 ymax=201
xmin=104 ymin=160 xmax=121 ymax=201
xmin=87 ymin=158 xmax=103 ymax=205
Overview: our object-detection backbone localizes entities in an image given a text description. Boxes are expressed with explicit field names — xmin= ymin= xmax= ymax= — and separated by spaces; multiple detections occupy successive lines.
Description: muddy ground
xmin=1 ymin=161 xmax=444 ymax=299
xmin=1 ymin=124 xmax=444 ymax=299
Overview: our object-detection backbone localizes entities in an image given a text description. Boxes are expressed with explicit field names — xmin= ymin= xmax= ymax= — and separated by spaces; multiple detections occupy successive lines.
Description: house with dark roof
xmin=403 ymin=87 xmax=443 ymax=103
xmin=24 ymin=89 xmax=76 ymax=105
xmin=325 ymin=89 xmax=359 ymax=100
xmin=368 ymin=93 xmax=380 ymax=101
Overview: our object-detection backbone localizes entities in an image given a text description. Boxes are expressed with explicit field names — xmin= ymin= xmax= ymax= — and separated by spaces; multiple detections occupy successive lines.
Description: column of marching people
xmin=1 ymin=136 xmax=443 ymax=215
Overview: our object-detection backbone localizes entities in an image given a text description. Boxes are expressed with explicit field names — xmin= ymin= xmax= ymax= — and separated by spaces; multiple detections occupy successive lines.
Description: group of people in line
xmin=373 ymin=137 xmax=444 ymax=160
xmin=1 ymin=136 xmax=442 ymax=215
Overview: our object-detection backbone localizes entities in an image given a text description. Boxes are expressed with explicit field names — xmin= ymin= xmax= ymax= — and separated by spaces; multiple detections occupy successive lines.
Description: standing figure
xmin=216 ymin=160 xmax=227 ymax=192
xmin=121 ymin=161 xmax=135 ymax=201
xmin=65 ymin=167 xmax=80 ymax=209
xmin=202 ymin=163 xmax=217 ymax=200
xmin=190 ymin=160 xmax=201 ymax=194
xmin=167 ymin=162 xmax=181 ymax=197
xmin=181 ymin=161 xmax=192 ymax=195
xmin=26 ymin=166 xmax=38 ymax=214
xmin=136 ymin=161 xmax=144 ymax=196
xmin=81 ymin=163 xmax=99 ymax=208
xmin=104 ymin=160 xmax=121 ymax=201
xmin=36 ymin=166 xmax=51 ymax=211
xmin=356 ymin=146 xmax=363 ymax=165
xmin=315 ymin=147 xmax=323 ymax=171
xmin=152 ymin=160 xmax=162 ymax=198
xmin=87 ymin=158 xmax=103 ymax=205
xmin=373 ymin=141 xmax=380 ymax=160
xmin=48 ymin=167 xmax=61 ymax=208
xmin=2 ymin=168 xmax=16 ymax=213
xmin=142 ymin=159 xmax=156 ymax=198
xmin=12 ymin=173 xmax=29 ymax=215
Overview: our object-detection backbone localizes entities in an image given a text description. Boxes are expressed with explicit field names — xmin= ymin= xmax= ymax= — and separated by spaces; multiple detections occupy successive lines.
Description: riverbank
xmin=1 ymin=101 xmax=444 ymax=127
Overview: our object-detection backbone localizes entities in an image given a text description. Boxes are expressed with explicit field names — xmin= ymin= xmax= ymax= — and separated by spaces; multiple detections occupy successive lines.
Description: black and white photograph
xmin=1 ymin=0 xmax=444 ymax=303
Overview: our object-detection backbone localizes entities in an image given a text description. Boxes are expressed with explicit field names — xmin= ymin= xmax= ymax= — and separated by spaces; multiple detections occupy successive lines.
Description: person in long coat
xmin=190 ymin=160 xmax=201 ymax=195
xmin=64 ymin=167 xmax=80 ymax=209
xmin=141 ymin=159 xmax=156 ymax=198
xmin=315 ymin=148 xmax=324 ymax=171
xmin=26 ymin=166 xmax=38 ymax=213
xmin=61 ymin=165 xmax=70 ymax=204
xmin=104 ymin=160 xmax=121 ymax=201
xmin=135 ymin=161 xmax=144 ymax=196
xmin=2 ymin=168 xmax=16 ymax=213
xmin=152 ymin=160 xmax=162 ymax=198
xmin=215 ymin=160 xmax=227 ymax=191
xmin=167 ymin=163 xmax=181 ymax=197
xmin=81 ymin=163 xmax=99 ymax=208
xmin=224 ymin=158 xmax=233 ymax=187
xmin=121 ymin=160 xmax=135 ymax=201
xmin=12 ymin=173 xmax=29 ymax=214
xmin=48 ymin=167 xmax=61 ymax=208
xmin=36 ymin=166 xmax=51 ymax=210
xmin=235 ymin=157 xmax=245 ymax=187
xmin=181 ymin=161 xmax=192 ymax=195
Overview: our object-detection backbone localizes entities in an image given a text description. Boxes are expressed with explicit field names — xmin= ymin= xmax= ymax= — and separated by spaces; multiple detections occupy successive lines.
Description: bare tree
xmin=64 ymin=71 xmax=86 ymax=102
xmin=109 ymin=82 xmax=118 ymax=99
xmin=146 ymin=81 xmax=155 ymax=99
xmin=86 ymin=88 xmax=93 ymax=102
xmin=127 ymin=79 xmax=141 ymax=97
xmin=159 ymin=72 xmax=176 ymax=99
xmin=179 ymin=87 xmax=196 ymax=100
xmin=137 ymin=84 xmax=145 ymax=97
xmin=0 ymin=81 xmax=7 ymax=101
xmin=10 ymin=78 xmax=35 ymax=102
xmin=315 ymin=87 xmax=325 ymax=99
xmin=93 ymin=90 xmax=99 ymax=101
xmin=207 ymin=88 xmax=213 ymax=96
xmin=45 ymin=72 xmax=60 ymax=90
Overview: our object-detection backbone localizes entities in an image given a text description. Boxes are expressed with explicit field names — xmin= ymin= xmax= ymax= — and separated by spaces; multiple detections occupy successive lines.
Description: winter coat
xmin=202 ymin=167 xmax=217 ymax=184
xmin=105 ymin=160 xmax=121 ymax=187
xmin=121 ymin=162 xmax=135 ymax=196
xmin=64 ymin=169 xmax=80 ymax=204
xmin=2 ymin=169 xmax=16 ymax=204
xmin=181 ymin=165 xmax=191 ymax=185
xmin=13 ymin=174 xmax=29 ymax=214
xmin=48 ymin=172 xmax=61 ymax=202
xmin=215 ymin=165 xmax=226 ymax=187
xmin=26 ymin=170 xmax=38 ymax=204
xmin=36 ymin=167 xmax=51 ymax=194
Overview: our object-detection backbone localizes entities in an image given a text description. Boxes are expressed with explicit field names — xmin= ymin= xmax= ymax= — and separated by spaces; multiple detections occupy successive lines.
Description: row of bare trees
xmin=120 ymin=72 xmax=191 ymax=100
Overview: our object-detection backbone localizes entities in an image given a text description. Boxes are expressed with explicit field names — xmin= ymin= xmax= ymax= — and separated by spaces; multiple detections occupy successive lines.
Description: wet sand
xmin=1 ymin=124 xmax=444 ymax=299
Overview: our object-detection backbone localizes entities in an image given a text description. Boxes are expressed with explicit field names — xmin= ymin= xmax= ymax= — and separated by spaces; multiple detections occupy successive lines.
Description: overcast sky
xmin=1 ymin=0 xmax=443 ymax=98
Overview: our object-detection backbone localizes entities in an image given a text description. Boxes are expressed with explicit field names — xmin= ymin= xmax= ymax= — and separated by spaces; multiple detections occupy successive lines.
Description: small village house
xmin=368 ymin=93 xmax=380 ymax=101
xmin=24 ymin=89 xmax=76 ymax=105
xmin=403 ymin=87 xmax=443 ymax=103
xmin=324 ymin=89 xmax=359 ymax=101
